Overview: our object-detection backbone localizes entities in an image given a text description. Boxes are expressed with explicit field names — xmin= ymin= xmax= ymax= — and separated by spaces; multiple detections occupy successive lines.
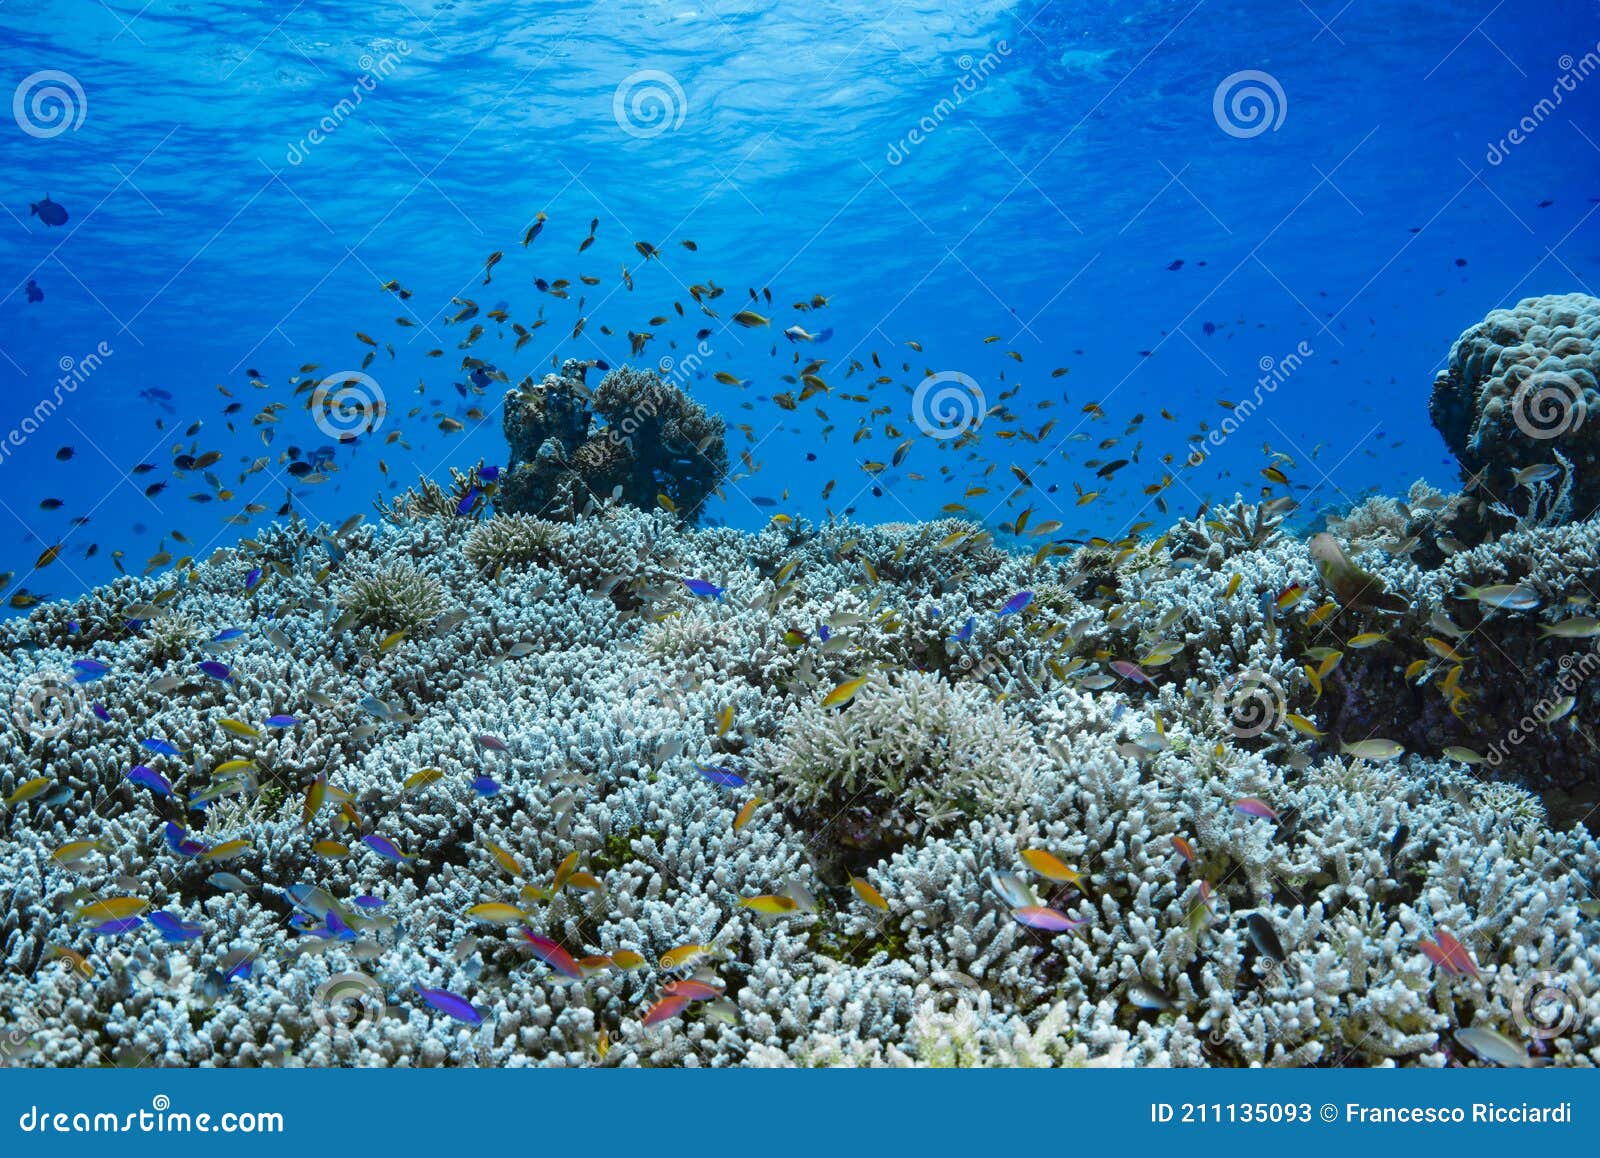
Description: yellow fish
xmin=1020 ymin=849 xmax=1091 ymax=890
xmin=850 ymin=877 xmax=890 ymax=911
xmin=217 ymin=718 xmax=262 ymax=739
xmin=821 ymin=676 xmax=868 ymax=708
xmin=466 ymin=903 xmax=526 ymax=924
xmin=75 ymin=897 xmax=150 ymax=924
xmin=739 ymin=895 xmax=800 ymax=915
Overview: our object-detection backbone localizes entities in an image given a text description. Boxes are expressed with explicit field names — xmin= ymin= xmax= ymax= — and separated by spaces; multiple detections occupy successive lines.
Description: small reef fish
xmin=1339 ymin=738 xmax=1404 ymax=761
xmin=414 ymin=985 xmax=483 ymax=1025
xmin=682 ymin=578 xmax=725 ymax=599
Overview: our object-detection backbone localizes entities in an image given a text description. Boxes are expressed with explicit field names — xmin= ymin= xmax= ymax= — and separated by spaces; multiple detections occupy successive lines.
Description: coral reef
xmin=1429 ymin=293 xmax=1600 ymax=527
xmin=1 ymin=493 xmax=1598 ymax=1069
xmin=497 ymin=360 xmax=728 ymax=525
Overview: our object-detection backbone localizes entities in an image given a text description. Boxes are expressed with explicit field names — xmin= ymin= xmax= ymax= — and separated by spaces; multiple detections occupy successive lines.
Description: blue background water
xmin=2 ymin=0 xmax=1598 ymax=603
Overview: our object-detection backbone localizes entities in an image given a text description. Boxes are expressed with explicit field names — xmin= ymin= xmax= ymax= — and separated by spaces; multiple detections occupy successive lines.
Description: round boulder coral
xmin=1429 ymin=292 xmax=1599 ymax=518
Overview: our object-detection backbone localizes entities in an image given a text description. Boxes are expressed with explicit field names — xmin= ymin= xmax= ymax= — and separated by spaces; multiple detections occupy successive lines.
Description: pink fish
xmin=1233 ymin=798 xmax=1280 ymax=822
xmin=1109 ymin=660 xmax=1154 ymax=686
xmin=642 ymin=993 xmax=692 ymax=1026
xmin=1418 ymin=930 xmax=1478 ymax=978
xmin=662 ymin=979 xmax=722 ymax=1001
xmin=521 ymin=930 xmax=583 ymax=980
xmin=476 ymin=734 xmax=509 ymax=754
xmin=1011 ymin=905 xmax=1085 ymax=932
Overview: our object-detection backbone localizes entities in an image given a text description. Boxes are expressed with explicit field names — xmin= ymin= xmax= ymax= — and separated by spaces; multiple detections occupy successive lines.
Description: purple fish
xmin=212 ymin=627 xmax=246 ymax=642
xmin=1011 ymin=906 xmax=1085 ymax=933
xmin=148 ymin=910 xmax=203 ymax=943
xmin=476 ymin=734 xmax=509 ymax=754
xmin=456 ymin=486 xmax=481 ymax=516
xmin=362 ymin=834 xmax=416 ymax=863
xmin=1233 ymin=798 xmax=1281 ymax=823
xmin=682 ymin=578 xmax=725 ymax=599
xmin=352 ymin=895 xmax=387 ymax=909
xmin=198 ymin=660 xmax=231 ymax=682
xmin=140 ymin=737 xmax=183 ymax=757
xmin=128 ymin=765 xmax=173 ymax=797
xmin=997 ymin=591 xmax=1033 ymax=617
xmin=950 ymin=615 xmax=976 ymax=643
xmin=414 ymin=985 xmax=483 ymax=1025
xmin=244 ymin=566 xmax=262 ymax=591
xmin=696 ymin=765 xmax=746 ymax=789
xmin=71 ymin=658 xmax=109 ymax=683
xmin=92 ymin=917 xmax=145 ymax=936
xmin=479 ymin=465 xmax=500 ymax=482
xmin=91 ymin=702 xmax=111 ymax=723
xmin=164 ymin=822 xmax=208 ymax=857
xmin=264 ymin=714 xmax=300 ymax=728
xmin=470 ymin=775 xmax=499 ymax=797
xmin=817 ymin=623 xmax=831 ymax=643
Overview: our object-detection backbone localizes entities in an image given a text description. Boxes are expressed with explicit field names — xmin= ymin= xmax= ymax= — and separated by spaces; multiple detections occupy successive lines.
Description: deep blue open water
xmin=1 ymin=0 xmax=1597 ymax=595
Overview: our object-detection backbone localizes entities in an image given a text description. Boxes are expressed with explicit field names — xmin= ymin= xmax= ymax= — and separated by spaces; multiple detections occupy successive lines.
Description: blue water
xmin=3 ymin=0 xmax=1598 ymax=601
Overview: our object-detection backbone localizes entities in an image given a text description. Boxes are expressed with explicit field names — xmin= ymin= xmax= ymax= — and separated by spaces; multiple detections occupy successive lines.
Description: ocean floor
xmin=2 ymin=436 xmax=1599 ymax=1066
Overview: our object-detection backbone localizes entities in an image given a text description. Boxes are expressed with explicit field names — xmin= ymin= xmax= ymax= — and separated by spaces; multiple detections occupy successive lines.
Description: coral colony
xmin=2 ymin=297 xmax=1599 ymax=1068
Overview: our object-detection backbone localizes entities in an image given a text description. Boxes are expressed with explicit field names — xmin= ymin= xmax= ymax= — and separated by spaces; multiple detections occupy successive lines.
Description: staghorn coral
xmin=0 ymin=495 xmax=1598 ymax=1070
xmin=1429 ymin=292 xmax=1600 ymax=526
xmin=497 ymin=360 xmax=727 ymax=524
